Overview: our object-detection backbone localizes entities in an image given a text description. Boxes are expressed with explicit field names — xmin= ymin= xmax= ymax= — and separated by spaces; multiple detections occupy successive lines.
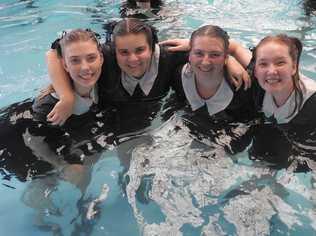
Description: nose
xmin=80 ymin=60 xmax=90 ymax=71
xmin=267 ymin=64 xmax=277 ymax=74
xmin=128 ymin=53 xmax=138 ymax=62
xmin=201 ymin=55 xmax=211 ymax=65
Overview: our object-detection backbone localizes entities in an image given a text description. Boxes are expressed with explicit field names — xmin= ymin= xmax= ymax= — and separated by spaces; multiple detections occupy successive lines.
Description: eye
xmin=118 ymin=49 xmax=129 ymax=56
xmin=87 ymin=54 xmax=97 ymax=63
xmin=70 ymin=57 xmax=81 ymax=65
xmin=276 ymin=61 xmax=286 ymax=66
xmin=193 ymin=50 xmax=204 ymax=57
xmin=257 ymin=62 xmax=267 ymax=67
xmin=208 ymin=52 xmax=222 ymax=58
xmin=135 ymin=47 xmax=146 ymax=55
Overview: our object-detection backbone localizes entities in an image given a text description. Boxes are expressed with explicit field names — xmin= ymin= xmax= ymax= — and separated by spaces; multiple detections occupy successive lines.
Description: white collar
xmin=181 ymin=63 xmax=234 ymax=116
xmin=52 ymin=86 xmax=98 ymax=115
xmin=121 ymin=44 xmax=160 ymax=96
xmin=262 ymin=74 xmax=316 ymax=123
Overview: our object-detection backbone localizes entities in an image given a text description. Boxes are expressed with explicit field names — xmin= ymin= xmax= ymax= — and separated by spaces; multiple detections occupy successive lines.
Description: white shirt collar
xmin=262 ymin=74 xmax=316 ymax=124
xmin=52 ymin=86 xmax=98 ymax=115
xmin=121 ymin=44 xmax=160 ymax=96
xmin=181 ymin=63 xmax=234 ymax=116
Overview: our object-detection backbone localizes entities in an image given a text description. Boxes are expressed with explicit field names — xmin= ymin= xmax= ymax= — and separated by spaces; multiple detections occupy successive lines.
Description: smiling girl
xmin=33 ymin=29 xmax=103 ymax=122
xmin=250 ymin=34 xmax=316 ymax=125
xmin=174 ymin=25 xmax=256 ymax=124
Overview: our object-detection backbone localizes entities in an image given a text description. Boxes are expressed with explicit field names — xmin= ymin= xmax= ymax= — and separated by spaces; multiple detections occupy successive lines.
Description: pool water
xmin=0 ymin=0 xmax=316 ymax=235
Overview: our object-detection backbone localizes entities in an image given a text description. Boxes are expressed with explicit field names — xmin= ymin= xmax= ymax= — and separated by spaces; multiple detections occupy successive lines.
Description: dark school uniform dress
xmin=249 ymin=75 xmax=316 ymax=170
xmin=173 ymin=63 xmax=258 ymax=154
xmin=97 ymin=43 xmax=187 ymax=136
xmin=31 ymin=89 xmax=116 ymax=154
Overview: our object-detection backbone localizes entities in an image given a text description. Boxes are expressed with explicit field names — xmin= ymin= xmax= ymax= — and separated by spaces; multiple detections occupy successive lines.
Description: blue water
xmin=1 ymin=0 xmax=316 ymax=235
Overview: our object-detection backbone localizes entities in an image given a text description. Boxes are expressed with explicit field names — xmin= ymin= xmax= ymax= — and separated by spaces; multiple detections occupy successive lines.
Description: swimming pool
xmin=0 ymin=0 xmax=316 ymax=235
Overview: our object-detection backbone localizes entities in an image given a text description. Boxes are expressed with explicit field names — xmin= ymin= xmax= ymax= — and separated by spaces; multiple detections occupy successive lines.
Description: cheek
xmin=116 ymin=55 xmax=126 ymax=67
xmin=214 ymin=57 xmax=226 ymax=66
xmin=254 ymin=66 xmax=263 ymax=79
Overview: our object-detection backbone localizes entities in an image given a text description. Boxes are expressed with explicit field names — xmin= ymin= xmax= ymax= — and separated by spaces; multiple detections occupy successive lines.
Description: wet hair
xmin=189 ymin=25 xmax=230 ymax=53
xmin=250 ymin=34 xmax=303 ymax=116
xmin=55 ymin=29 xmax=102 ymax=58
xmin=106 ymin=18 xmax=158 ymax=52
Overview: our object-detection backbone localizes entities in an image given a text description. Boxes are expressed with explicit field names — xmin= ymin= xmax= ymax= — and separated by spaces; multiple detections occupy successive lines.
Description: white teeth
xmin=266 ymin=79 xmax=279 ymax=84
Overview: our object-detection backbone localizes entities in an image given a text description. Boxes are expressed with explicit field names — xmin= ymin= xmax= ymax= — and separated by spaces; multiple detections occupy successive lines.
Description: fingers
xmin=230 ymin=76 xmax=242 ymax=91
xmin=47 ymin=109 xmax=66 ymax=126
xmin=242 ymin=71 xmax=252 ymax=90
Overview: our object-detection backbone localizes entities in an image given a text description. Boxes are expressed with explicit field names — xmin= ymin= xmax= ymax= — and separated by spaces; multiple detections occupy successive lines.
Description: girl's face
xmin=115 ymin=33 xmax=152 ymax=78
xmin=189 ymin=36 xmax=227 ymax=77
xmin=63 ymin=40 xmax=103 ymax=90
xmin=254 ymin=41 xmax=296 ymax=96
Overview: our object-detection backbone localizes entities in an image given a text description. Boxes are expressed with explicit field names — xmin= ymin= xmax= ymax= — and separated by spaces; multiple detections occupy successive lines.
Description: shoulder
xmin=291 ymin=92 xmax=316 ymax=126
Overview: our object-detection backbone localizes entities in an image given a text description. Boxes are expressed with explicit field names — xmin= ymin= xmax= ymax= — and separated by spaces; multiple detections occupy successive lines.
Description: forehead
xmin=115 ymin=33 xmax=149 ymax=49
xmin=191 ymin=36 xmax=225 ymax=51
xmin=63 ymin=40 xmax=99 ymax=56
xmin=256 ymin=41 xmax=290 ymax=59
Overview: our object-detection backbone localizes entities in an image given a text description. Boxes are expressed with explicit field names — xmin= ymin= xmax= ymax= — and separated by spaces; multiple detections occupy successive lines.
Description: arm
xmin=160 ymin=38 xmax=252 ymax=66
xmin=46 ymin=50 xmax=75 ymax=125
xmin=226 ymin=56 xmax=251 ymax=90
xmin=227 ymin=40 xmax=252 ymax=90
xmin=159 ymin=39 xmax=190 ymax=52
xmin=228 ymin=40 xmax=252 ymax=68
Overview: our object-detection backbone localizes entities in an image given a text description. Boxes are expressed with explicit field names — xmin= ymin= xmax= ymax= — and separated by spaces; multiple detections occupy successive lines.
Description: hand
xmin=159 ymin=38 xmax=190 ymax=52
xmin=226 ymin=56 xmax=251 ymax=90
xmin=47 ymin=98 xmax=74 ymax=126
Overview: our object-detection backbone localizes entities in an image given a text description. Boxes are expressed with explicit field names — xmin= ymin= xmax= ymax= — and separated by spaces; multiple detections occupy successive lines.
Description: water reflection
xmin=123 ymin=115 xmax=316 ymax=235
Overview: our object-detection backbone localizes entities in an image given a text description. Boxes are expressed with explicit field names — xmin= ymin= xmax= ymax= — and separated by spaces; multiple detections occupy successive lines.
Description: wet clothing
xmin=98 ymin=43 xmax=187 ymax=108
xmin=173 ymin=63 xmax=258 ymax=154
xmin=249 ymin=75 xmax=316 ymax=169
xmin=32 ymin=87 xmax=99 ymax=123
xmin=0 ymin=98 xmax=116 ymax=182
xmin=253 ymin=74 xmax=316 ymax=126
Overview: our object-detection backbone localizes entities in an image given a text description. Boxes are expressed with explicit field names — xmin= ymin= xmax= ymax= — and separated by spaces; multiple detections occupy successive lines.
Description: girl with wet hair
xmin=248 ymin=35 xmax=316 ymax=167
xmin=174 ymin=25 xmax=256 ymax=123
xmin=33 ymin=29 xmax=104 ymax=123
xmin=249 ymin=34 xmax=316 ymax=125
xmin=169 ymin=25 xmax=257 ymax=153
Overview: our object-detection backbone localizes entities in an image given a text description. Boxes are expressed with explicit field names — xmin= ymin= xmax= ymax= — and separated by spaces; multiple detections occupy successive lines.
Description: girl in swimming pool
xmin=250 ymin=34 xmax=316 ymax=125
xmin=174 ymin=25 xmax=256 ymax=123
xmin=169 ymin=25 xmax=257 ymax=153
xmin=33 ymin=28 xmax=104 ymax=122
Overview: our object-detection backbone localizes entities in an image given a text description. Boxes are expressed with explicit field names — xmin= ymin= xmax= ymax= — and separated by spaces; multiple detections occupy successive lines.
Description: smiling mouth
xmin=80 ymin=72 xmax=95 ymax=80
xmin=265 ymin=78 xmax=281 ymax=84
xmin=198 ymin=66 xmax=213 ymax=72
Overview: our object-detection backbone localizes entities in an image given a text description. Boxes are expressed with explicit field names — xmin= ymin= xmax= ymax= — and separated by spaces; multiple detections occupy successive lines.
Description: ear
xmin=62 ymin=58 xmax=69 ymax=73
xmin=100 ymin=51 xmax=104 ymax=65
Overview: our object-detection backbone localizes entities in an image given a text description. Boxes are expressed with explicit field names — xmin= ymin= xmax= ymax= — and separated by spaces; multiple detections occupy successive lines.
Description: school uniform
xmin=97 ymin=44 xmax=187 ymax=135
xmin=250 ymin=75 xmax=316 ymax=169
xmin=173 ymin=63 xmax=257 ymax=153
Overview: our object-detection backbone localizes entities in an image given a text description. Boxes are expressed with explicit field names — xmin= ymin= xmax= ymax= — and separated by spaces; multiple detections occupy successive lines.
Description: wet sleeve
xmin=32 ymin=94 xmax=59 ymax=123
